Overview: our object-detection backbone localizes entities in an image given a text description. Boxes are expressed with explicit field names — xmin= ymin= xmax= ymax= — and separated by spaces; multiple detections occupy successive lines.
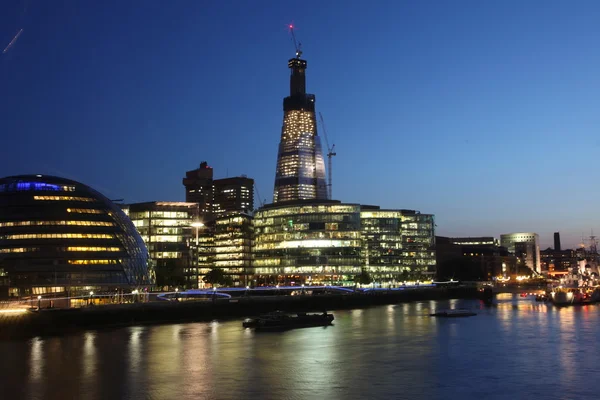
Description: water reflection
xmin=1 ymin=301 xmax=599 ymax=399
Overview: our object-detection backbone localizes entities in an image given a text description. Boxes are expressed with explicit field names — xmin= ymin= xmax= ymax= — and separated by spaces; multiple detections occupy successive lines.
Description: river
xmin=1 ymin=294 xmax=598 ymax=400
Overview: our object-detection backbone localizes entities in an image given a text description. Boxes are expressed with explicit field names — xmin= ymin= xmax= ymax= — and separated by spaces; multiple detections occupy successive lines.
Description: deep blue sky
xmin=1 ymin=0 xmax=599 ymax=249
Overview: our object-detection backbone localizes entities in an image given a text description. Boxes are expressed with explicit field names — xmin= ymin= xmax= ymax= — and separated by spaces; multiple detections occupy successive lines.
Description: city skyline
xmin=2 ymin=1 xmax=600 ymax=249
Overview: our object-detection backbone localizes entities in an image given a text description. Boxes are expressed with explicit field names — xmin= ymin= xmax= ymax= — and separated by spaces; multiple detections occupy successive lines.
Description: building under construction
xmin=272 ymin=26 xmax=328 ymax=203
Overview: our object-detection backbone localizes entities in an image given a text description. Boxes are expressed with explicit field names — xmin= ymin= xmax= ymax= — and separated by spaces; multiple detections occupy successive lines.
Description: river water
xmin=1 ymin=294 xmax=598 ymax=400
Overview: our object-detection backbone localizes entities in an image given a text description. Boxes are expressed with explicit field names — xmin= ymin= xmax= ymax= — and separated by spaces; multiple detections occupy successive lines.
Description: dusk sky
xmin=1 ymin=1 xmax=599 ymax=249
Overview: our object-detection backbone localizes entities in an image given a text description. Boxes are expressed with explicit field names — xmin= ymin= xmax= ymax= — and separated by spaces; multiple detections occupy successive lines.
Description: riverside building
xmin=213 ymin=212 xmax=253 ymax=286
xmin=253 ymin=200 xmax=362 ymax=285
xmin=0 ymin=175 xmax=152 ymax=299
xmin=360 ymin=207 xmax=436 ymax=281
xmin=125 ymin=202 xmax=198 ymax=288
xmin=500 ymin=232 xmax=541 ymax=273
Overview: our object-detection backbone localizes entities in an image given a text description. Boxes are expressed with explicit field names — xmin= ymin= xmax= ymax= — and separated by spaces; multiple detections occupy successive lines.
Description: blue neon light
xmin=0 ymin=182 xmax=66 ymax=192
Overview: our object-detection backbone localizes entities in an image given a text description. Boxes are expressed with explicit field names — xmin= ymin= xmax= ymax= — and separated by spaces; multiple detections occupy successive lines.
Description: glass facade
xmin=252 ymin=202 xmax=436 ymax=284
xmin=212 ymin=212 xmax=253 ymax=286
xmin=253 ymin=201 xmax=362 ymax=285
xmin=273 ymin=54 xmax=327 ymax=203
xmin=361 ymin=208 xmax=436 ymax=281
xmin=0 ymin=175 xmax=152 ymax=298
xmin=126 ymin=202 xmax=197 ymax=288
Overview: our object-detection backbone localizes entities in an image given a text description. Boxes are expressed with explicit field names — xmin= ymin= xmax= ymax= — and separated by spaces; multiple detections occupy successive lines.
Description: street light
xmin=191 ymin=221 xmax=205 ymax=289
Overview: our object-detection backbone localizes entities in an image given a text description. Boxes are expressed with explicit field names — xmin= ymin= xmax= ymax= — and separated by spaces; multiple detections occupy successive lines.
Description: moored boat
xmin=430 ymin=309 xmax=477 ymax=318
xmin=243 ymin=311 xmax=334 ymax=331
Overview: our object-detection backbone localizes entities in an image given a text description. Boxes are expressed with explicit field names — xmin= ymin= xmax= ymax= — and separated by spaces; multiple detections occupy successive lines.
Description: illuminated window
xmin=0 ymin=220 xmax=114 ymax=227
xmin=0 ymin=247 xmax=38 ymax=253
xmin=2 ymin=233 xmax=114 ymax=240
xmin=67 ymin=247 xmax=121 ymax=252
xmin=34 ymin=196 xmax=95 ymax=202
xmin=0 ymin=182 xmax=75 ymax=192
xmin=66 ymin=208 xmax=105 ymax=214
xmin=68 ymin=259 xmax=118 ymax=265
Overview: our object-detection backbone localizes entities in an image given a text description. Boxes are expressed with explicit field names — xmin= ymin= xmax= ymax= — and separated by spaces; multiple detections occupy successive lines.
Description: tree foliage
xmin=354 ymin=269 xmax=373 ymax=285
xmin=203 ymin=268 xmax=233 ymax=287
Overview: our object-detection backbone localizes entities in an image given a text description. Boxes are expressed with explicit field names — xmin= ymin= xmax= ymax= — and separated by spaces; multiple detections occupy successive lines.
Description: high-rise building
xmin=273 ymin=48 xmax=327 ymax=203
xmin=183 ymin=163 xmax=254 ymax=215
xmin=500 ymin=232 xmax=541 ymax=273
xmin=554 ymin=232 xmax=561 ymax=251
xmin=183 ymin=162 xmax=214 ymax=215
xmin=213 ymin=177 xmax=254 ymax=214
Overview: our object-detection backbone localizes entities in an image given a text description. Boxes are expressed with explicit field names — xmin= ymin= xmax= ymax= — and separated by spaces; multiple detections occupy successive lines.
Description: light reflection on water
xmin=1 ymin=298 xmax=599 ymax=400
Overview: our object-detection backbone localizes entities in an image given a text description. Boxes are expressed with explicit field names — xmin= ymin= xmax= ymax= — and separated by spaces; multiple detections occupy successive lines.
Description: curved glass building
xmin=0 ymin=175 xmax=152 ymax=298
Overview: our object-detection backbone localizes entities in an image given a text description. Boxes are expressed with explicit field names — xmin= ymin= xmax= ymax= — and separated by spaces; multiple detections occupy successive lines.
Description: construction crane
xmin=289 ymin=24 xmax=302 ymax=58
xmin=254 ymin=185 xmax=266 ymax=210
xmin=318 ymin=112 xmax=336 ymax=200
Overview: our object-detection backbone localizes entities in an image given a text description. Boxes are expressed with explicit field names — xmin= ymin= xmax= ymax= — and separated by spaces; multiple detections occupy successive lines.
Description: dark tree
xmin=203 ymin=268 xmax=233 ymax=287
xmin=155 ymin=259 xmax=186 ymax=289
xmin=354 ymin=269 xmax=373 ymax=285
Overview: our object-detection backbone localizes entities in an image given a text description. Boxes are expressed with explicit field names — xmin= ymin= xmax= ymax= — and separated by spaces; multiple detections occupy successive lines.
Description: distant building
xmin=183 ymin=162 xmax=214 ymax=214
xmin=183 ymin=162 xmax=254 ymax=216
xmin=126 ymin=202 xmax=197 ymax=288
xmin=213 ymin=177 xmax=254 ymax=214
xmin=0 ymin=175 xmax=152 ymax=300
xmin=449 ymin=237 xmax=499 ymax=247
xmin=500 ymin=233 xmax=541 ymax=273
xmin=436 ymin=236 xmax=515 ymax=279
xmin=554 ymin=232 xmax=561 ymax=251
xmin=541 ymin=247 xmax=575 ymax=273
xmin=361 ymin=207 xmax=436 ymax=280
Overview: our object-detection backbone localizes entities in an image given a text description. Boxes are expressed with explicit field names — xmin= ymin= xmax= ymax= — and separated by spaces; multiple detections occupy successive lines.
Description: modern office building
xmin=554 ymin=232 xmax=561 ymax=251
xmin=213 ymin=212 xmax=253 ymax=286
xmin=253 ymin=200 xmax=362 ymax=284
xmin=183 ymin=162 xmax=254 ymax=215
xmin=360 ymin=207 xmax=436 ymax=280
xmin=213 ymin=177 xmax=254 ymax=214
xmin=126 ymin=202 xmax=198 ymax=288
xmin=0 ymin=175 xmax=152 ymax=299
xmin=500 ymin=232 xmax=541 ymax=273
xmin=272 ymin=45 xmax=327 ymax=203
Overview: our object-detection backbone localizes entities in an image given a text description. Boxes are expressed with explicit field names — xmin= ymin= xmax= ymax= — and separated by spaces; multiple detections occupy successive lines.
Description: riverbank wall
xmin=0 ymin=286 xmax=480 ymax=340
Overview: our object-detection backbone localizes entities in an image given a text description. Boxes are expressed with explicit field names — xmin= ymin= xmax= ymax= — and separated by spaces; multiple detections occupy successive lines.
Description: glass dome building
xmin=0 ymin=175 xmax=153 ymax=298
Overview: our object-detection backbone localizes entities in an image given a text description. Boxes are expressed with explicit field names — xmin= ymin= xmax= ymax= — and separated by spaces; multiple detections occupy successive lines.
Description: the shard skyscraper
xmin=272 ymin=44 xmax=328 ymax=203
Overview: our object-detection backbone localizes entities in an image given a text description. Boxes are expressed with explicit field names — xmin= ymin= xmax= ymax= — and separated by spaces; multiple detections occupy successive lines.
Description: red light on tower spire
xmin=289 ymin=23 xmax=302 ymax=58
